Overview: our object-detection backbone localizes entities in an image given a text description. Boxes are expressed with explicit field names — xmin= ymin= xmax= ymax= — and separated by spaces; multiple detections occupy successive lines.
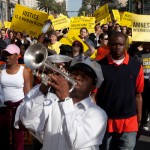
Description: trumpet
xmin=24 ymin=43 xmax=76 ymax=92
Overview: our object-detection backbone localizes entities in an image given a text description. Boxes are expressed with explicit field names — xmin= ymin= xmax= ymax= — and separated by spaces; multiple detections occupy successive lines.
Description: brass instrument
xmin=24 ymin=43 xmax=76 ymax=92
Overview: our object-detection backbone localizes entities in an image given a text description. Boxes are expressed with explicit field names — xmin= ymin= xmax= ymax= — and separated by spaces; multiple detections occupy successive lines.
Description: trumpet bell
xmin=24 ymin=43 xmax=48 ymax=70
xmin=24 ymin=43 xmax=76 ymax=92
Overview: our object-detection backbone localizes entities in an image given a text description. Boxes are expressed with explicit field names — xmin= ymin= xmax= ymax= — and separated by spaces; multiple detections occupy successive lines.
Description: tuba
xmin=24 ymin=43 xmax=76 ymax=92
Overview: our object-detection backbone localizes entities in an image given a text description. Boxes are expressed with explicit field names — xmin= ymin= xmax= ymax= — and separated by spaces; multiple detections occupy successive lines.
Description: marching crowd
xmin=0 ymin=19 xmax=149 ymax=150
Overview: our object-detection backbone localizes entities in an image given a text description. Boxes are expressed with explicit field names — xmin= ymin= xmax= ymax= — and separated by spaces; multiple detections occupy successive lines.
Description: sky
xmin=68 ymin=0 xmax=82 ymax=17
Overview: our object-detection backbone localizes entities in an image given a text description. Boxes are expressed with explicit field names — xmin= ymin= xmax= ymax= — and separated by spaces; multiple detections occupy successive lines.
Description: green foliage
xmin=78 ymin=0 xmax=101 ymax=16
xmin=36 ymin=0 xmax=67 ymax=15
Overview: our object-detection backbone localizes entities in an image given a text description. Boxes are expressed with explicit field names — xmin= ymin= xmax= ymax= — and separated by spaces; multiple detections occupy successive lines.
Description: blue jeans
xmin=100 ymin=132 xmax=137 ymax=150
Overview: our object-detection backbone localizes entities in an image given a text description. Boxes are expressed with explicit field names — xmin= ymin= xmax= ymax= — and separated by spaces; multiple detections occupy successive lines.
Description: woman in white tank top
xmin=0 ymin=44 xmax=32 ymax=150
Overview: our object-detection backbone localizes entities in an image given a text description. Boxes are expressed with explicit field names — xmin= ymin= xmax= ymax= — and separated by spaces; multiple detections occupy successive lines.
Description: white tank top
xmin=0 ymin=65 xmax=25 ymax=102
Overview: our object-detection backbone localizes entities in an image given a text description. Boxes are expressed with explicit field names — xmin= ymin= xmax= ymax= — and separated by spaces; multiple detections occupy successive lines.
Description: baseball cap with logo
xmin=70 ymin=56 xmax=104 ymax=88
xmin=4 ymin=44 xmax=20 ymax=54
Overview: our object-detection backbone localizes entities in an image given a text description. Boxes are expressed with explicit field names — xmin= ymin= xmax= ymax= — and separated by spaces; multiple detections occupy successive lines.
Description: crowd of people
xmin=0 ymin=19 xmax=149 ymax=150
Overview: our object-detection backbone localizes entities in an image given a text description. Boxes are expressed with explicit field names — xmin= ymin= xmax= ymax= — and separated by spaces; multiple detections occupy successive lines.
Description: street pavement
xmin=134 ymin=120 xmax=150 ymax=150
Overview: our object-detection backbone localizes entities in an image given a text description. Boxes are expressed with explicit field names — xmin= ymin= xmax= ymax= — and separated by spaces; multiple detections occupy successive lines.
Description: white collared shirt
xmin=14 ymin=84 xmax=107 ymax=150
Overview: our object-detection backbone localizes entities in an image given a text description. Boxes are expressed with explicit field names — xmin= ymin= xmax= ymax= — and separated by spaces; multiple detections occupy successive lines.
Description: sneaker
xmin=142 ymin=124 xmax=149 ymax=131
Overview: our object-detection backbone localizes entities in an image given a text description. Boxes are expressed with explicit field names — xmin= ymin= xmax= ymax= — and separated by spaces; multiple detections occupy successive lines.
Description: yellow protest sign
xmin=0 ymin=21 xmax=3 ymax=28
xmin=94 ymin=4 xmax=109 ymax=23
xmin=107 ymin=14 xmax=112 ymax=23
xmin=48 ymin=15 xmax=54 ymax=21
xmin=52 ymin=16 xmax=70 ymax=30
xmin=10 ymin=4 xmax=48 ymax=37
xmin=132 ymin=14 xmax=150 ymax=42
xmin=59 ymin=13 xmax=66 ymax=18
xmin=4 ymin=21 xmax=11 ymax=29
xmin=70 ymin=17 xmax=95 ymax=34
xmin=100 ymin=17 xmax=108 ymax=26
xmin=112 ymin=10 xmax=120 ymax=24
xmin=60 ymin=30 xmax=88 ymax=51
xmin=60 ymin=30 xmax=97 ymax=59
xmin=90 ymin=50 xmax=97 ymax=59
xmin=121 ymin=11 xmax=132 ymax=28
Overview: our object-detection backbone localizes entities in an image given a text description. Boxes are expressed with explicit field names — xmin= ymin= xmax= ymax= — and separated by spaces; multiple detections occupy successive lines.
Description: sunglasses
xmin=73 ymin=44 xmax=81 ymax=47
xmin=103 ymin=38 xmax=108 ymax=40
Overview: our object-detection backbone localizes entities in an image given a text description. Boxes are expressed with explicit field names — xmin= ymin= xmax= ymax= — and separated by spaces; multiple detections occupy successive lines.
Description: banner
xmin=10 ymin=4 xmax=48 ymax=37
xmin=112 ymin=9 xmax=120 ymax=24
xmin=121 ymin=11 xmax=132 ymax=28
xmin=94 ymin=4 xmax=109 ymax=23
xmin=70 ymin=17 xmax=95 ymax=34
xmin=52 ymin=15 xmax=70 ymax=30
xmin=132 ymin=14 xmax=150 ymax=42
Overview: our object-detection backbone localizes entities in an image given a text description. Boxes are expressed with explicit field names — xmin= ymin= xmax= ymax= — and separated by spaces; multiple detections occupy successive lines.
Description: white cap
xmin=70 ymin=56 xmax=104 ymax=88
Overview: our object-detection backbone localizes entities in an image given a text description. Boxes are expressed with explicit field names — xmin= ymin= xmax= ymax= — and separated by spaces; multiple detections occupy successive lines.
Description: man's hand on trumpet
xmin=49 ymin=74 xmax=70 ymax=101
xmin=40 ymin=73 xmax=70 ymax=101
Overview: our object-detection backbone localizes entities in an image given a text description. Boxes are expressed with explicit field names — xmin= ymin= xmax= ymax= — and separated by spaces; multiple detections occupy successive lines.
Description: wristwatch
xmin=59 ymin=97 xmax=71 ymax=102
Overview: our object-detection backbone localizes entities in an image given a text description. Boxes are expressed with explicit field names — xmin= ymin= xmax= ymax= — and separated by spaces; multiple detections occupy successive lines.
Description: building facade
xmin=0 ymin=0 xmax=38 ymax=22
xmin=11 ymin=0 xmax=38 ymax=8
xmin=65 ymin=0 xmax=68 ymax=11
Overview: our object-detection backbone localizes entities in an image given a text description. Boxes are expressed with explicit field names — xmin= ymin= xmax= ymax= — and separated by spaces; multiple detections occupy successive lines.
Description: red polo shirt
xmin=106 ymin=53 xmax=144 ymax=133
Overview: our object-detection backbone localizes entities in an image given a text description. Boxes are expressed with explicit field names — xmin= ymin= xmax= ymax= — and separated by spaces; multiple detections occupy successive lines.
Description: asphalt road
xmin=134 ymin=120 xmax=150 ymax=150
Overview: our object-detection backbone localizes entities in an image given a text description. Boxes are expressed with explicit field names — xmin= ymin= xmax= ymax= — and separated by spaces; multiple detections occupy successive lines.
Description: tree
xmin=78 ymin=0 xmax=101 ymax=16
xmin=36 ymin=0 xmax=67 ymax=15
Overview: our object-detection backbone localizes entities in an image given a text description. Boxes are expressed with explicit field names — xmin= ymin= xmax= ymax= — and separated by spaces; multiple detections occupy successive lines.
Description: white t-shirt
xmin=0 ymin=65 xmax=24 ymax=102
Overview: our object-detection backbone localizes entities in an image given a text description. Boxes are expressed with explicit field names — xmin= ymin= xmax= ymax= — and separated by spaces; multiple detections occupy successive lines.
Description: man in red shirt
xmin=96 ymin=32 xmax=144 ymax=150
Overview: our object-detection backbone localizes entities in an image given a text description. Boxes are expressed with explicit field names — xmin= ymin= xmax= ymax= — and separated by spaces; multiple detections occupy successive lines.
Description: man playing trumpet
xmin=14 ymin=56 xmax=107 ymax=150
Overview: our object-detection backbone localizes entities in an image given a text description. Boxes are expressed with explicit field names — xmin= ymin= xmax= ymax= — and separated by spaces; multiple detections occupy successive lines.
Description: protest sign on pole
xmin=60 ymin=30 xmax=97 ymax=59
xmin=10 ymin=4 xmax=48 ymax=37
xmin=70 ymin=17 xmax=95 ymax=34
xmin=132 ymin=14 xmax=150 ymax=42
xmin=48 ymin=15 xmax=54 ymax=21
xmin=4 ymin=21 xmax=11 ymax=29
xmin=94 ymin=4 xmax=109 ymax=23
xmin=121 ymin=11 xmax=132 ymax=28
xmin=52 ymin=16 xmax=70 ymax=30
xmin=112 ymin=9 xmax=121 ymax=24
xmin=60 ymin=30 xmax=88 ymax=50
